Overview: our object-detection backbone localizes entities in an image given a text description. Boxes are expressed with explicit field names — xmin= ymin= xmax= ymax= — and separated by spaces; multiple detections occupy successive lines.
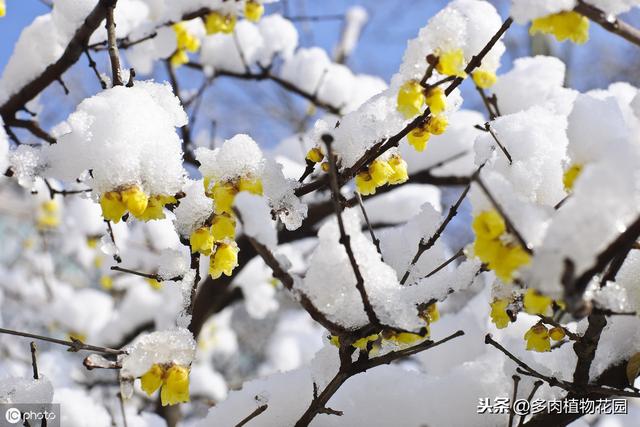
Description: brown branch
xmin=484 ymin=123 xmax=512 ymax=164
xmin=399 ymin=164 xmax=483 ymax=285
xmin=185 ymin=62 xmax=342 ymax=115
xmin=110 ymin=265 xmax=182 ymax=282
xmin=84 ymin=49 xmax=108 ymax=89
xmin=295 ymin=330 xmax=464 ymax=427
xmin=0 ymin=326 xmax=125 ymax=355
xmin=235 ymin=405 xmax=268 ymax=427
xmin=575 ymin=1 xmax=640 ymax=47
xmin=323 ymin=134 xmax=380 ymax=327
xmin=355 ymin=192 xmax=382 ymax=259
xmin=294 ymin=17 xmax=514 ymax=199
xmin=105 ymin=0 xmax=123 ymax=86
xmin=0 ymin=1 xmax=109 ymax=119
xmin=474 ymin=174 xmax=532 ymax=254
xmin=5 ymin=118 xmax=56 ymax=144
xmin=30 ymin=342 xmax=40 ymax=380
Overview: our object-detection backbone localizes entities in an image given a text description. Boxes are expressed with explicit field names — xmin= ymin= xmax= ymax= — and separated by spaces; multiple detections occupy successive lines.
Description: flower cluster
xmin=330 ymin=304 xmax=440 ymax=352
xmin=37 ymin=200 xmax=60 ymax=230
xmin=471 ymin=210 xmax=530 ymax=282
xmin=355 ymin=155 xmax=408 ymax=195
xmin=140 ymin=363 xmax=190 ymax=406
xmin=171 ymin=22 xmax=201 ymax=67
xmin=524 ymin=323 xmax=565 ymax=352
xmin=100 ymin=185 xmax=176 ymax=223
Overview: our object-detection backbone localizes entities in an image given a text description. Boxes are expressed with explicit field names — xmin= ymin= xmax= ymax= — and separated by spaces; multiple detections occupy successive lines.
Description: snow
xmin=54 ymin=388 xmax=111 ymax=427
xmin=173 ymin=179 xmax=214 ymax=237
xmin=196 ymin=134 xmax=264 ymax=182
xmin=43 ymin=81 xmax=187 ymax=197
xmin=510 ymin=0 xmax=577 ymax=24
xmin=234 ymin=192 xmax=277 ymax=248
xmin=121 ymin=328 xmax=196 ymax=378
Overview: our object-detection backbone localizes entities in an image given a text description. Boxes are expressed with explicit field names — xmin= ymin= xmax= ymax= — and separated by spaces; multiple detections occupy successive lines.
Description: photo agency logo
xmin=1 ymin=404 xmax=60 ymax=427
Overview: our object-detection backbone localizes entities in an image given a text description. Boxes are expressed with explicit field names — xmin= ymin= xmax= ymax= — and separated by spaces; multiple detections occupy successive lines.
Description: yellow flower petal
xmin=435 ymin=49 xmax=467 ymax=78
xmin=355 ymin=171 xmax=377 ymax=195
xmin=530 ymin=11 xmax=589 ymax=44
xmin=426 ymin=115 xmax=448 ymax=135
xmin=563 ymin=163 xmax=583 ymax=192
xmin=472 ymin=70 xmax=497 ymax=89
xmin=306 ymin=147 xmax=324 ymax=163
xmin=209 ymin=242 xmax=239 ymax=279
xmin=388 ymin=155 xmax=408 ymax=185
xmin=490 ymin=299 xmax=511 ymax=329
xmin=211 ymin=213 xmax=236 ymax=241
xmin=472 ymin=210 xmax=506 ymax=240
xmin=100 ymin=191 xmax=127 ymax=223
xmin=238 ymin=177 xmax=263 ymax=195
xmin=141 ymin=364 xmax=164 ymax=396
xmin=425 ymin=87 xmax=446 ymax=115
xmin=190 ymin=227 xmax=214 ymax=256
xmin=397 ymin=80 xmax=425 ymax=119
xmin=161 ymin=365 xmax=190 ymax=406
xmin=368 ymin=160 xmax=394 ymax=187
xmin=407 ymin=127 xmax=431 ymax=152
xmin=244 ymin=1 xmax=264 ymax=22
xmin=523 ymin=289 xmax=553 ymax=316
xmin=121 ymin=186 xmax=149 ymax=218
xmin=212 ymin=181 xmax=238 ymax=214
xmin=549 ymin=327 xmax=566 ymax=341
xmin=524 ymin=324 xmax=550 ymax=352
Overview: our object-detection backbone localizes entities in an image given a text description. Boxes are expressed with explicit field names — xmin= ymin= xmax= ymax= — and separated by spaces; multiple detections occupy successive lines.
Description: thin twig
xmin=105 ymin=0 xmax=124 ymax=86
xmin=30 ymin=342 xmax=40 ymax=380
xmin=110 ymin=266 xmax=182 ymax=282
xmin=235 ymin=405 xmax=268 ymax=427
xmin=484 ymin=123 xmax=512 ymax=164
xmin=355 ymin=192 xmax=383 ymax=259
xmin=323 ymin=134 xmax=380 ymax=327
xmin=0 ymin=327 xmax=125 ymax=355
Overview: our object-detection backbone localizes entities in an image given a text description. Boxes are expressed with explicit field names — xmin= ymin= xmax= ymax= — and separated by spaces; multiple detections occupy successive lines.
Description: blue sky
xmin=1 ymin=0 xmax=639 ymax=144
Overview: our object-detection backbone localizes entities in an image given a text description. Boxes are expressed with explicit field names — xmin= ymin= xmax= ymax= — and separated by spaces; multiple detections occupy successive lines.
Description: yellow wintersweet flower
xmin=68 ymin=332 xmax=87 ymax=343
xmin=140 ymin=364 xmax=164 ymax=395
xmin=161 ymin=365 xmax=190 ymax=406
xmin=426 ymin=115 xmax=448 ymax=135
xmin=321 ymin=162 xmax=330 ymax=173
xmin=407 ymin=127 xmax=431 ymax=152
xmin=425 ymin=87 xmax=446 ymax=115
xmin=563 ymin=164 xmax=583 ymax=191
xmin=87 ymin=237 xmax=98 ymax=249
xmin=0 ymin=0 xmax=5 ymax=17
xmin=492 ymin=244 xmax=531 ymax=284
xmin=173 ymin=23 xmax=200 ymax=52
xmin=100 ymin=275 xmax=113 ymax=290
xmin=170 ymin=50 xmax=189 ymax=68
xmin=472 ymin=70 xmax=497 ymax=89
xmin=100 ymin=191 xmax=127 ymax=223
xmin=523 ymin=289 xmax=553 ymax=316
xmin=355 ymin=171 xmax=377 ymax=195
xmin=329 ymin=335 xmax=340 ymax=347
xmin=205 ymin=12 xmax=236 ymax=34
xmin=211 ymin=213 xmax=236 ymax=241
xmin=472 ymin=210 xmax=506 ymax=240
xmin=369 ymin=160 xmax=394 ymax=187
xmin=306 ymin=147 xmax=324 ymax=163
xmin=549 ymin=327 xmax=566 ymax=341
xmin=397 ymin=80 xmax=425 ymax=119
xmin=530 ymin=11 xmax=589 ymax=44
xmin=140 ymin=364 xmax=190 ymax=406
xmin=121 ymin=186 xmax=149 ymax=218
xmin=37 ymin=201 xmax=60 ymax=229
xmin=190 ymin=227 xmax=214 ymax=255
xmin=146 ymin=278 xmax=163 ymax=290
xmin=436 ymin=49 xmax=467 ymax=78
xmin=490 ymin=299 xmax=511 ymax=329
xmin=209 ymin=242 xmax=239 ymax=279
xmin=425 ymin=303 xmax=439 ymax=323
xmin=353 ymin=334 xmax=379 ymax=350
xmin=524 ymin=324 xmax=550 ymax=352
xmin=138 ymin=195 xmax=176 ymax=221
xmin=472 ymin=210 xmax=530 ymax=282
xmin=238 ymin=177 xmax=263 ymax=195
xmin=212 ymin=181 xmax=237 ymax=214
xmin=389 ymin=331 xmax=427 ymax=346
xmin=388 ymin=155 xmax=409 ymax=185
xmin=244 ymin=1 xmax=264 ymax=22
